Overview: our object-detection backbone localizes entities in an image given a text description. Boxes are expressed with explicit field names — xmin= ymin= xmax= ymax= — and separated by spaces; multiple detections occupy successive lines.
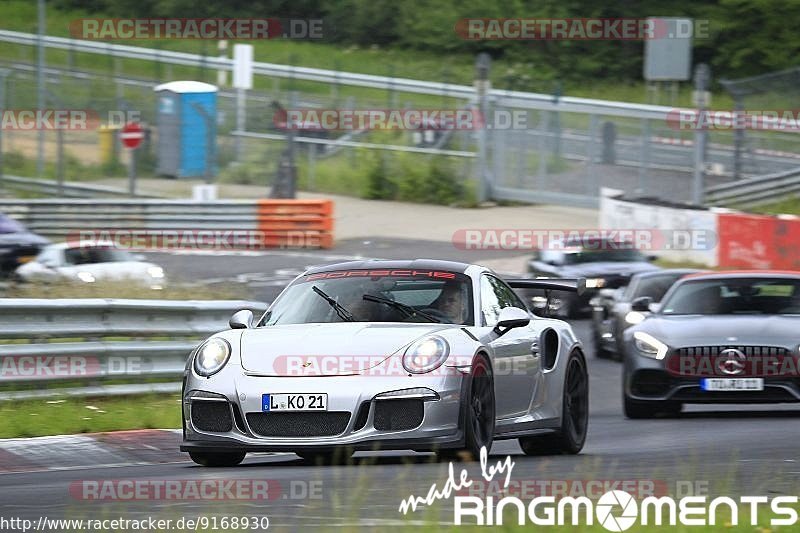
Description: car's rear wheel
xmin=623 ymin=393 xmax=681 ymax=419
xmin=189 ymin=451 xmax=246 ymax=467
xmin=438 ymin=354 xmax=495 ymax=462
xmin=519 ymin=352 xmax=588 ymax=455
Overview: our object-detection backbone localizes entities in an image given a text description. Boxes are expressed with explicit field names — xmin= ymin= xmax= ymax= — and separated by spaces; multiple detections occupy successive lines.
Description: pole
xmin=128 ymin=148 xmax=137 ymax=197
xmin=475 ymin=53 xmax=491 ymax=203
xmin=235 ymin=87 xmax=245 ymax=161
xmin=57 ymin=127 xmax=64 ymax=196
xmin=692 ymin=63 xmax=711 ymax=205
xmin=0 ymin=69 xmax=8 ymax=189
xmin=36 ymin=0 xmax=46 ymax=178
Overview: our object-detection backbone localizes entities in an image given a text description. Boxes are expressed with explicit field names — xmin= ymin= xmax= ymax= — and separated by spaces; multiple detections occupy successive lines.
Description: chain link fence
xmin=1 ymin=33 xmax=799 ymax=207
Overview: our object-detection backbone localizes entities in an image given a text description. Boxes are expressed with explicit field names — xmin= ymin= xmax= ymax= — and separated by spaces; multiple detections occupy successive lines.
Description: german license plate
xmin=700 ymin=378 xmax=764 ymax=391
xmin=262 ymin=393 xmax=327 ymax=412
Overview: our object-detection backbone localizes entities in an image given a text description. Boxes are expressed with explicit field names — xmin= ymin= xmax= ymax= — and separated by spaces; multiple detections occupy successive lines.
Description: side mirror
xmin=631 ymin=296 xmax=653 ymax=312
xmin=647 ymin=254 xmax=658 ymax=262
xmin=229 ymin=309 xmax=254 ymax=329
xmin=495 ymin=307 xmax=531 ymax=334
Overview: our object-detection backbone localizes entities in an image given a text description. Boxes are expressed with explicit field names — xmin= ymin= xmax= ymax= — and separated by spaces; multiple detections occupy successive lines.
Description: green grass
xmin=749 ymin=196 xmax=800 ymax=217
xmin=0 ymin=394 xmax=180 ymax=438
xmin=3 ymin=279 xmax=248 ymax=300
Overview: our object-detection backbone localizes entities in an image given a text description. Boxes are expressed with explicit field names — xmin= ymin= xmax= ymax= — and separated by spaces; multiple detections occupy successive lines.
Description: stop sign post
xmin=120 ymin=122 xmax=144 ymax=196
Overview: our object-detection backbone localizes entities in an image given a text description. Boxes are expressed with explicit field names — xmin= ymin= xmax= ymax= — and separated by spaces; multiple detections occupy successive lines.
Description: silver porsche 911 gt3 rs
xmin=180 ymin=259 xmax=589 ymax=466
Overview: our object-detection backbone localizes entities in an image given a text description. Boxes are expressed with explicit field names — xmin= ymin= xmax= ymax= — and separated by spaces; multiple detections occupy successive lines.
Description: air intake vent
xmin=191 ymin=401 xmax=233 ymax=432
xmin=246 ymin=412 xmax=351 ymax=437
xmin=374 ymin=399 xmax=424 ymax=431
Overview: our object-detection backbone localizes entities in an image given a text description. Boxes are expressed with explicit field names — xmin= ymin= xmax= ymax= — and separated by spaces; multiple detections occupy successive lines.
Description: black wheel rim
xmin=564 ymin=357 xmax=588 ymax=443
xmin=470 ymin=362 xmax=494 ymax=448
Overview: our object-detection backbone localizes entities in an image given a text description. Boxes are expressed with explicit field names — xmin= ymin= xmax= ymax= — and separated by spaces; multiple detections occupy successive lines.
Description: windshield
xmin=64 ymin=246 xmax=134 ymax=265
xmin=630 ymin=273 xmax=686 ymax=302
xmin=0 ymin=214 xmax=26 ymax=234
xmin=561 ymin=246 xmax=646 ymax=265
xmin=660 ymin=278 xmax=800 ymax=315
xmin=260 ymin=269 xmax=474 ymax=326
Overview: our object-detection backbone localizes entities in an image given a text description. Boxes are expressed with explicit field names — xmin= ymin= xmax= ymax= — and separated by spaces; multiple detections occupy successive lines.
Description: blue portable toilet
xmin=154 ymin=81 xmax=218 ymax=178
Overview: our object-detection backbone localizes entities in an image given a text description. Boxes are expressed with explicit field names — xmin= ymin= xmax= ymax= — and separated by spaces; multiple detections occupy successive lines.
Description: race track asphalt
xmin=1 ymin=239 xmax=798 ymax=531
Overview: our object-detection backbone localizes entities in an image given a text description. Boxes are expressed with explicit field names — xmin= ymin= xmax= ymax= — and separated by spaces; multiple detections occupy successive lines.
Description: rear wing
xmin=505 ymin=278 xmax=587 ymax=296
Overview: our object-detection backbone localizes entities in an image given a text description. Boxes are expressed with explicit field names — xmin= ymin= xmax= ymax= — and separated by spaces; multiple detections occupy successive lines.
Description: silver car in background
xmin=181 ymin=259 xmax=589 ymax=466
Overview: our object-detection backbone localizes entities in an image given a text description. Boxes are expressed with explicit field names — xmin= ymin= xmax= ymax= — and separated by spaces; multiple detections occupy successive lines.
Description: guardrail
xmin=0 ymin=198 xmax=335 ymax=248
xmin=1 ymin=174 xmax=161 ymax=198
xmin=0 ymin=29 xmax=681 ymax=120
xmin=0 ymin=298 xmax=268 ymax=400
xmin=704 ymin=167 xmax=800 ymax=207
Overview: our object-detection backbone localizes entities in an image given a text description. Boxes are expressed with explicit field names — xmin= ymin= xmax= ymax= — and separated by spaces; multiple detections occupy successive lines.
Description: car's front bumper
xmin=624 ymin=350 xmax=800 ymax=403
xmin=181 ymin=366 xmax=467 ymax=453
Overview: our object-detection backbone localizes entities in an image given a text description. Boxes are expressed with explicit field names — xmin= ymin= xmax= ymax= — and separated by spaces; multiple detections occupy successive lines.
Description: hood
xmin=0 ymin=231 xmax=50 ymax=248
xmin=239 ymin=322 xmax=450 ymax=376
xmin=634 ymin=315 xmax=800 ymax=347
xmin=557 ymin=261 xmax=660 ymax=278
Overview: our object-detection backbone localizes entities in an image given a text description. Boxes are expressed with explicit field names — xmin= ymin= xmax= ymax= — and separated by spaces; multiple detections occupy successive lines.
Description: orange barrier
xmin=256 ymin=199 xmax=334 ymax=249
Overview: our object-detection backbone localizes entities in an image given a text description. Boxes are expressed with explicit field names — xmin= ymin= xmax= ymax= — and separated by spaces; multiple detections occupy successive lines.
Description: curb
xmin=0 ymin=429 xmax=185 ymax=473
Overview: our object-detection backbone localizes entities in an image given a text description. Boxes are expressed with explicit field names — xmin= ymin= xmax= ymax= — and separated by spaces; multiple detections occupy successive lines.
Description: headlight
xmin=625 ymin=311 xmax=646 ymax=325
xmin=193 ymin=338 xmax=232 ymax=377
xmin=633 ymin=331 xmax=668 ymax=360
xmin=77 ymin=271 xmax=96 ymax=283
xmin=585 ymin=278 xmax=606 ymax=289
xmin=402 ymin=336 xmax=450 ymax=374
xmin=147 ymin=266 xmax=165 ymax=279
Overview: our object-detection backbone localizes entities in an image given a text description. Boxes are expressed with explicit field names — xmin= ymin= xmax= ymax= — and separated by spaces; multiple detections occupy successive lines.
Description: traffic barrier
xmin=600 ymin=189 xmax=800 ymax=271
xmin=256 ymin=199 xmax=334 ymax=249
xmin=0 ymin=198 xmax=335 ymax=249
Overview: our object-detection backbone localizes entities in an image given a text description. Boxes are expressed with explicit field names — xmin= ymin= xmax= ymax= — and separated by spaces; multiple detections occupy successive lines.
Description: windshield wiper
xmin=312 ymin=286 xmax=355 ymax=322
xmin=362 ymin=294 xmax=441 ymax=323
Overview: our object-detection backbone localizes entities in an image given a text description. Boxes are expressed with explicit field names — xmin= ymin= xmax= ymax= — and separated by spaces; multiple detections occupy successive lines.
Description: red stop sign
xmin=120 ymin=122 xmax=144 ymax=149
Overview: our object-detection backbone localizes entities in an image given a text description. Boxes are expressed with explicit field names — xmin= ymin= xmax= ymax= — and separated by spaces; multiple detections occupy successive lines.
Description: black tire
xmin=189 ymin=451 xmax=246 ymax=467
xmin=438 ymin=354 xmax=495 ymax=462
xmin=623 ymin=393 xmax=681 ymax=419
xmin=594 ymin=336 xmax=612 ymax=359
xmin=297 ymin=448 xmax=353 ymax=465
xmin=519 ymin=352 xmax=589 ymax=456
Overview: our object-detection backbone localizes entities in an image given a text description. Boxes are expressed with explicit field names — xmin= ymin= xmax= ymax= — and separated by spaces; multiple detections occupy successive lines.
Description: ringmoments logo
xmin=397 ymin=448 xmax=799 ymax=529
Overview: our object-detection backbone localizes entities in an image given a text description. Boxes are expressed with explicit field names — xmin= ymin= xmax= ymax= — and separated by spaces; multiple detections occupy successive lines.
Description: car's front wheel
xmin=189 ymin=451 xmax=246 ymax=467
xmin=623 ymin=393 xmax=681 ymax=419
xmin=519 ymin=351 xmax=588 ymax=455
xmin=439 ymin=354 xmax=495 ymax=462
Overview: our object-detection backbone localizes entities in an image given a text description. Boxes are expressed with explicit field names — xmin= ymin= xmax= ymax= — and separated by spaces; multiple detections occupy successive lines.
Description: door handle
xmin=530 ymin=341 xmax=540 ymax=356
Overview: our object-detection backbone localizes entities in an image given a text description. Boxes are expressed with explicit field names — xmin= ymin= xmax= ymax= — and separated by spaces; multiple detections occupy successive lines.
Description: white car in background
xmin=15 ymin=242 xmax=165 ymax=289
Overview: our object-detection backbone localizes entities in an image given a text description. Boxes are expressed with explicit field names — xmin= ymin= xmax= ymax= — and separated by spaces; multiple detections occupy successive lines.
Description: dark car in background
xmin=0 ymin=214 xmax=49 ymax=279
xmin=623 ymin=271 xmax=800 ymax=418
xmin=526 ymin=239 xmax=661 ymax=317
xmin=591 ymin=269 xmax=701 ymax=359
